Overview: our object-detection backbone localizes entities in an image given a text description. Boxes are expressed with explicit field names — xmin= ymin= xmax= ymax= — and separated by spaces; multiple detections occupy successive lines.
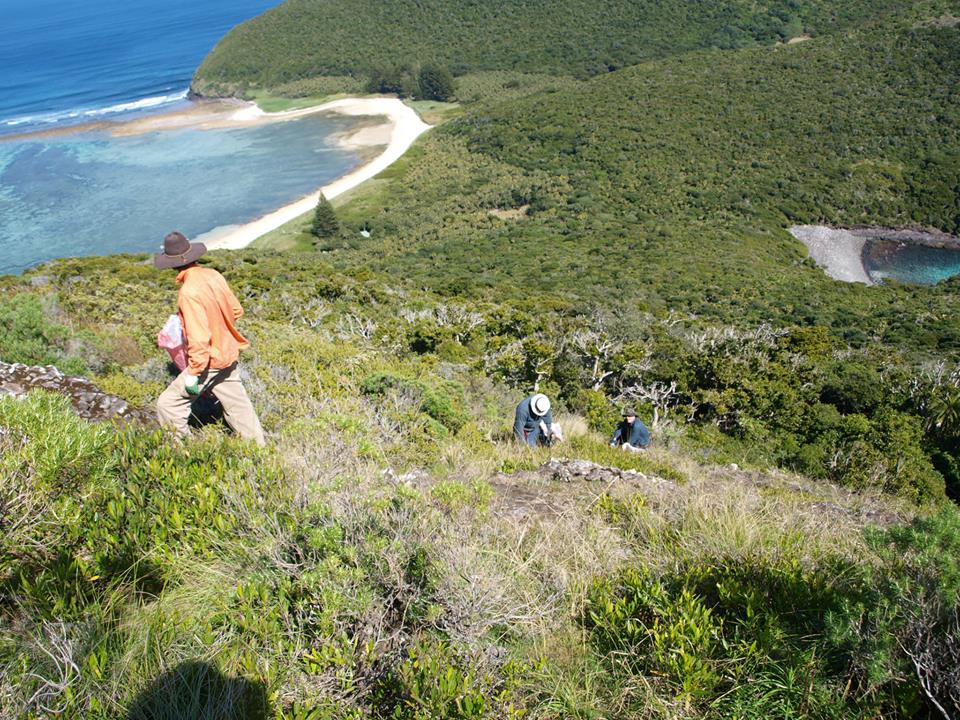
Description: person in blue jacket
xmin=610 ymin=408 xmax=650 ymax=451
xmin=514 ymin=393 xmax=560 ymax=446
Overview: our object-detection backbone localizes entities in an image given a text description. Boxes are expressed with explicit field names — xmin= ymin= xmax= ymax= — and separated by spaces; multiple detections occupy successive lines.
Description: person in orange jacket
xmin=154 ymin=231 xmax=265 ymax=445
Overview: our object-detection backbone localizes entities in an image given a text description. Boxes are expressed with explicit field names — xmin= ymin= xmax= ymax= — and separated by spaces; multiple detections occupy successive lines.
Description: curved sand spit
xmin=199 ymin=98 xmax=431 ymax=250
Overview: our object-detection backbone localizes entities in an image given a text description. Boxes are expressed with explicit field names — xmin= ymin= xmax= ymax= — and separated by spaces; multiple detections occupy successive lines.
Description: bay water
xmin=864 ymin=240 xmax=960 ymax=286
xmin=0 ymin=0 xmax=366 ymax=275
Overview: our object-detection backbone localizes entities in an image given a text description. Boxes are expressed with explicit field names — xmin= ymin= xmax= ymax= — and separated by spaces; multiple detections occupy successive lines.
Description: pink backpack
xmin=157 ymin=314 xmax=187 ymax=371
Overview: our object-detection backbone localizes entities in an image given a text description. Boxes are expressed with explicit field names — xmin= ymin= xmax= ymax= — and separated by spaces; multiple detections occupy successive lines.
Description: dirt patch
xmin=487 ymin=206 xmax=530 ymax=220
xmin=917 ymin=15 xmax=960 ymax=28
xmin=786 ymin=34 xmax=813 ymax=44
xmin=489 ymin=458 xmax=679 ymax=519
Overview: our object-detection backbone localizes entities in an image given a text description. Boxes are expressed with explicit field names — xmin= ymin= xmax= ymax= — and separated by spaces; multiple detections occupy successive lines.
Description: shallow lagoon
xmin=864 ymin=239 xmax=960 ymax=285
xmin=0 ymin=114 xmax=363 ymax=275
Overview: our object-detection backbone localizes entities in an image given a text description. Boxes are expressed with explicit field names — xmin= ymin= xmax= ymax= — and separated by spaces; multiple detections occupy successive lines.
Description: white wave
xmin=2 ymin=90 xmax=189 ymax=129
xmin=83 ymin=90 xmax=189 ymax=117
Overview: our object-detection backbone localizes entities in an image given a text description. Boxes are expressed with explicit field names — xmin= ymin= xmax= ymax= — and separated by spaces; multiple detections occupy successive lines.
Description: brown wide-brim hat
xmin=154 ymin=231 xmax=207 ymax=269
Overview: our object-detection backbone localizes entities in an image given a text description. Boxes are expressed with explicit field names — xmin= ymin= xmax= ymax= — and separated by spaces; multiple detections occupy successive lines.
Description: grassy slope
xmin=2 ymin=254 xmax=956 ymax=718
xmin=192 ymin=0 xmax=915 ymax=93
xmin=3 ymin=2 xmax=960 ymax=716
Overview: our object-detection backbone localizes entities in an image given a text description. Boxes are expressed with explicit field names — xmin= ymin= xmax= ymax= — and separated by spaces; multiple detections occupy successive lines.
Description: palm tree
xmin=928 ymin=386 xmax=960 ymax=441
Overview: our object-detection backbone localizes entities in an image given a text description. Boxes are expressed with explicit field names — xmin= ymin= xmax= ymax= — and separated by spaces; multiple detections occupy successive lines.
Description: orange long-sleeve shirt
xmin=176 ymin=266 xmax=249 ymax=376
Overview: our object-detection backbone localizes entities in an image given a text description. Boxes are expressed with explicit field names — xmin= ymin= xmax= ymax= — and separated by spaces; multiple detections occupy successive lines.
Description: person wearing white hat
xmin=513 ymin=393 xmax=563 ymax=446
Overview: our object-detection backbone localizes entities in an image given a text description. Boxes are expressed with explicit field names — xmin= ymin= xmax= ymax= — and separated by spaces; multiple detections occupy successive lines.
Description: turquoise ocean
xmin=863 ymin=240 xmax=960 ymax=286
xmin=0 ymin=0 xmax=365 ymax=274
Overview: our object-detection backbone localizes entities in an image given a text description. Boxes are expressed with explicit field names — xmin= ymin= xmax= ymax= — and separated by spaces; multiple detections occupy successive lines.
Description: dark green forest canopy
xmin=325 ymin=21 xmax=960 ymax=353
xmin=193 ymin=0 xmax=924 ymax=92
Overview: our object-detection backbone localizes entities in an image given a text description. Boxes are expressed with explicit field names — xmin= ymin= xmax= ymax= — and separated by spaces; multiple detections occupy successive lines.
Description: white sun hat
xmin=531 ymin=393 xmax=551 ymax=416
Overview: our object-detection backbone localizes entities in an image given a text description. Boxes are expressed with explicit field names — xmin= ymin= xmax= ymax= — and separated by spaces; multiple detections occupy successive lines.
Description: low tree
xmin=618 ymin=380 xmax=678 ymax=428
xmin=311 ymin=194 xmax=340 ymax=239
xmin=418 ymin=64 xmax=456 ymax=101
xmin=367 ymin=64 xmax=420 ymax=98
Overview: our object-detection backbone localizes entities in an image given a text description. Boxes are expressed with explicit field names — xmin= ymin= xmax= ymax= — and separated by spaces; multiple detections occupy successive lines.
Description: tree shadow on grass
xmin=126 ymin=661 xmax=268 ymax=720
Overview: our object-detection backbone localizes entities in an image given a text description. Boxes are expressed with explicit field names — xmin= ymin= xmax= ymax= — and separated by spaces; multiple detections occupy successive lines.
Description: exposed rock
xmin=849 ymin=226 xmax=960 ymax=250
xmin=489 ymin=458 xmax=678 ymax=518
xmin=538 ymin=458 xmax=659 ymax=485
xmin=0 ymin=362 xmax=156 ymax=426
xmin=383 ymin=467 xmax=431 ymax=486
xmin=789 ymin=225 xmax=872 ymax=284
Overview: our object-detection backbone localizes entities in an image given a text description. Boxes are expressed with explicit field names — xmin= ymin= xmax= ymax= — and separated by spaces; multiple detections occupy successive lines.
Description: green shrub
xmin=814 ymin=509 xmax=960 ymax=715
xmin=585 ymin=568 xmax=723 ymax=700
xmin=0 ymin=391 xmax=284 ymax=617
xmin=430 ymin=479 xmax=493 ymax=512
xmin=418 ymin=65 xmax=456 ymax=101
xmin=0 ymin=293 xmax=87 ymax=374
xmin=0 ymin=392 xmax=115 ymax=614
xmin=868 ymin=507 xmax=960 ymax=607
xmin=360 ymin=372 xmax=469 ymax=433
xmin=373 ymin=637 xmax=525 ymax=719
xmin=579 ymin=388 xmax=618 ymax=436
xmin=582 ymin=531 xmax=956 ymax=717
xmin=367 ymin=64 xmax=421 ymax=98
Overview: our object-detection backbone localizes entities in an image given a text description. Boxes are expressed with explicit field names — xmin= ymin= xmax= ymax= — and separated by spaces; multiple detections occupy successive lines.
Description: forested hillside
xmin=304 ymin=15 xmax=959 ymax=501
xmin=322 ymin=22 xmax=960 ymax=348
xmin=193 ymin=0 xmax=919 ymax=94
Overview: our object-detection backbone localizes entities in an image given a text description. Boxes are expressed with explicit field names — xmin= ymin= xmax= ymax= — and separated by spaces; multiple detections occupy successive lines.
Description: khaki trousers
xmin=156 ymin=363 xmax=265 ymax=446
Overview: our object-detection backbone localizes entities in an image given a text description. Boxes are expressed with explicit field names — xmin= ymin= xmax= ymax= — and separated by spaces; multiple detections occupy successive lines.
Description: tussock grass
xmin=0 ymin=385 xmax=950 ymax=718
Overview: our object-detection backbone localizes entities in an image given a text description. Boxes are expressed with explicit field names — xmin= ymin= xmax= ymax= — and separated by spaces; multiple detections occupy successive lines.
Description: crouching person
xmin=154 ymin=231 xmax=265 ymax=446
xmin=514 ymin=393 xmax=563 ymax=447
xmin=610 ymin=408 xmax=649 ymax=452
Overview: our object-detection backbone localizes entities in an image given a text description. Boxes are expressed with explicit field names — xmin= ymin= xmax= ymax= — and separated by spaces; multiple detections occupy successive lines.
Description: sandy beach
xmin=3 ymin=95 xmax=432 ymax=251
xmin=195 ymin=98 xmax=431 ymax=250
xmin=0 ymin=95 xmax=430 ymax=274
xmin=789 ymin=225 xmax=873 ymax=285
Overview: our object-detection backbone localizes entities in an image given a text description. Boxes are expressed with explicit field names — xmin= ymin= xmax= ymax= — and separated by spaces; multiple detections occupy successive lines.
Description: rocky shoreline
xmin=848 ymin=226 xmax=960 ymax=250
xmin=790 ymin=224 xmax=960 ymax=285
